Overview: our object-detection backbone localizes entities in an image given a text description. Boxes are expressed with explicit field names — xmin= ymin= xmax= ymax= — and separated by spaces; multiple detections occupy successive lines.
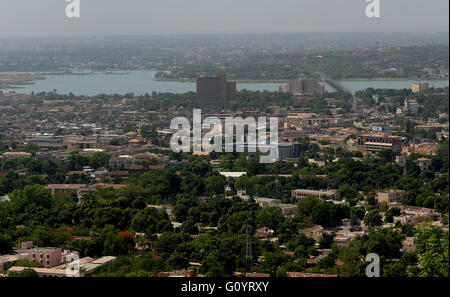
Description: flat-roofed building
xmin=404 ymin=98 xmax=419 ymax=113
xmin=278 ymin=143 xmax=301 ymax=161
xmin=278 ymin=204 xmax=298 ymax=217
xmin=79 ymin=183 xmax=127 ymax=196
xmin=7 ymin=256 xmax=116 ymax=277
xmin=357 ymin=133 xmax=408 ymax=154
xmin=376 ymin=190 xmax=406 ymax=204
xmin=90 ymin=256 xmax=116 ymax=265
xmin=26 ymin=135 xmax=65 ymax=149
xmin=45 ymin=184 xmax=86 ymax=197
xmin=412 ymin=82 xmax=429 ymax=93
xmin=18 ymin=242 xmax=63 ymax=268
xmin=7 ymin=266 xmax=82 ymax=277
xmin=0 ymin=255 xmax=19 ymax=271
xmin=45 ymin=184 xmax=127 ymax=199
xmin=291 ymin=189 xmax=340 ymax=200
xmin=219 ymin=172 xmax=247 ymax=178
xmin=1 ymin=152 xmax=32 ymax=159
xmin=64 ymin=135 xmax=98 ymax=150
xmin=279 ymin=77 xmax=324 ymax=96
xmin=196 ymin=74 xmax=236 ymax=105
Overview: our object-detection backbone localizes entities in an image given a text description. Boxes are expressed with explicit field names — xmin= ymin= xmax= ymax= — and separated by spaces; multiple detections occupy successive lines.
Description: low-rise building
xmin=45 ymin=184 xmax=127 ymax=198
xmin=17 ymin=241 xmax=63 ymax=268
xmin=0 ymin=255 xmax=19 ymax=271
xmin=299 ymin=225 xmax=325 ymax=242
xmin=7 ymin=266 xmax=82 ymax=277
xmin=416 ymin=157 xmax=432 ymax=172
xmin=357 ymin=133 xmax=408 ymax=154
xmin=45 ymin=184 xmax=86 ymax=198
xmin=376 ymin=190 xmax=406 ymax=204
xmin=291 ymin=189 xmax=340 ymax=200
xmin=7 ymin=256 xmax=116 ymax=277
xmin=1 ymin=152 xmax=32 ymax=159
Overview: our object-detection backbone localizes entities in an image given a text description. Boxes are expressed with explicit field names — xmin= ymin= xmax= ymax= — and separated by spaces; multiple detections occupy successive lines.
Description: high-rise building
xmin=412 ymin=83 xmax=429 ymax=93
xmin=404 ymin=98 xmax=419 ymax=114
xmin=196 ymin=74 xmax=236 ymax=105
xmin=279 ymin=77 xmax=325 ymax=96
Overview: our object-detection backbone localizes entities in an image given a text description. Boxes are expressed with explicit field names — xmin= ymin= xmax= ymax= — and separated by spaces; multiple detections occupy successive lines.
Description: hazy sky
xmin=0 ymin=0 xmax=448 ymax=37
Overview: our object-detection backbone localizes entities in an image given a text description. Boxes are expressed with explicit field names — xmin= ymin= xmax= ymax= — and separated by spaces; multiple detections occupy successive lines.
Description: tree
xmin=262 ymin=250 xmax=290 ymax=276
xmin=125 ymin=270 xmax=155 ymax=277
xmin=204 ymin=175 xmax=225 ymax=195
xmin=287 ymin=234 xmax=315 ymax=259
xmin=338 ymin=184 xmax=357 ymax=200
xmin=382 ymin=262 xmax=407 ymax=277
xmin=0 ymin=233 xmax=13 ymax=254
xmin=256 ymin=207 xmax=285 ymax=232
xmin=379 ymin=201 xmax=389 ymax=212
xmin=319 ymin=232 xmax=336 ymax=249
xmin=89 ymin=152 xmax=110 ymax=169
xmin=277 ymin=219 xmax=300 ymax=244
xmin=155 ymin=233 xmax=186 ymax=255
xmin=338 ymin=247 xmax=363 ymax=277
xmin=384 ymin=207 xmax=400 ymax=223
xmin=14 ymin=259 xmax=44 ymax=268
xmin=167 ymin=252 xmax=189 ymax=270
xmin=363 ymin=228 xmax=404 ymax=259
xmin=221 ymin=211 xmax=256 ymax=234
xmin=173 ymin=197 xmax=198 ymax=222
xmin=363 ymin=210 xmax=382 ymax=227
xmin=202 ymin=254 xmax=226 ymax=277
xmin=411 ymin=224 xmax=449 ymax=277
xmin=9 ymin=268 xmax=39 ymax=277
xmin=378 ymin=149 xmax=395 ymax=163
xmin=180 ymin=219 xmax=198 ymax=235
xmin=67 ymin=151 xmax=89 ymax=171
xmin=297 ymin=196 xmax=321 ymax=218
xmin=311 ymin=202 xmax=336 ymax=228
xmin=103 ymin=232 xmax=135 ymax=256
xmin=10 ymin=184 xmax=52 ymax=213
xmin=30 ymin=226 xmax=52 ymax=246
xmin=140 ymin=125 xmax=157 ymax=139
xmin=131 ymin=207 xmax=173 ymax=235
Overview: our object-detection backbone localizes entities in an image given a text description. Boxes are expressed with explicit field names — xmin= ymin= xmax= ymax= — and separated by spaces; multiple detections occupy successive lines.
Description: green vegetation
xmin=0 ymin=138 xmax=447 ymax=276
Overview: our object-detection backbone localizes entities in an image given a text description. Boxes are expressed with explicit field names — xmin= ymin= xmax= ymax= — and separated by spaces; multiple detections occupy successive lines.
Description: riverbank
xmin=154 ymin=77 xmax=288 ymax=83
xmin=0 ymin=74 xmax=46 ymax=89
xmin=155 ymin=76 xmax=448 ymax=83
xmin=334 ymin=77 xmax=449 ymax=81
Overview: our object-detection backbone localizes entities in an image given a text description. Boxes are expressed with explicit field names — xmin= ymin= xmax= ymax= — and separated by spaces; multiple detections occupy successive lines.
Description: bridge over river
xmin=319 ymin=72 xmax=361 ymax=111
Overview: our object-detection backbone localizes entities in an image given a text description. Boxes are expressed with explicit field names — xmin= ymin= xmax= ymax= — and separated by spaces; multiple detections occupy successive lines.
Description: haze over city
xmin=0 ymin=0 xmax=449 ymax=37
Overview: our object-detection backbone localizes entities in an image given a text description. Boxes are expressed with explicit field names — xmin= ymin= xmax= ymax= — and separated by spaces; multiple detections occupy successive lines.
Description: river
xmin=1 ymin=70 xmax=448 ymax=95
